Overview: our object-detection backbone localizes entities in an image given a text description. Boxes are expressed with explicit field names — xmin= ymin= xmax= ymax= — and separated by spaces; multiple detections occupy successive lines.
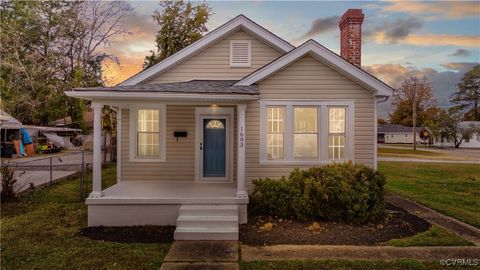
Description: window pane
xmin=137 ymin=132 xmax=160 ymax=156
xmin=294 ymin=134 xmax=317 ymax=158
xmin=138 ymin=109 xmax=159 ymax=132
xmin=294 ymin=107 xmax=317 ymax=132
xmin=267 ymin=107 xmax=284 ymax=133
xmin=206 ymin=120 xmax=225 ymax=129
xmin=267 ymin=134 xmax=284 ymax=160
xmin=328 ymin=135 xmax=345 ymax=159
xmin=329 ymin=107 xmax=345 ymax=133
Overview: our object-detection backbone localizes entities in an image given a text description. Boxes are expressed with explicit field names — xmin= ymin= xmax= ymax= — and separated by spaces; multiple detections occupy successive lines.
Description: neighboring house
xmin=65 ymin=10 xmax=393 ymax=240
xmin=377 ymin=124 xmax=424 ymax=144
xmin=433 ymin=121 xmax=480 ymax=148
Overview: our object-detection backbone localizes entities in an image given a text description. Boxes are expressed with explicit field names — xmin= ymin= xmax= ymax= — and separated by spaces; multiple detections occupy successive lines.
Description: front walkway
xmin=161 ymin=241 xmax=239 ymax=270
xmin=386 ymin=192 xmax=480 ymax=246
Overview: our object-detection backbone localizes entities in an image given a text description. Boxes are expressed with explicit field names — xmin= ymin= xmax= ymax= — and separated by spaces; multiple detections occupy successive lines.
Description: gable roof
xmin=235 ymin=40 xmax=394 ymax=97
xmin=119 ymin=15 xmax=295 ymax=86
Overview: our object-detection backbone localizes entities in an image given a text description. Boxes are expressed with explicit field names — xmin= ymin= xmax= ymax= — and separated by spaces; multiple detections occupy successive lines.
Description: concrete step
xmin=179 ymin=204 xmax=238 ymax=216
xmin=174 ymin=227 xmax=239 ymax=241
xmin=177 ymin=215 xmax=238 ymax=228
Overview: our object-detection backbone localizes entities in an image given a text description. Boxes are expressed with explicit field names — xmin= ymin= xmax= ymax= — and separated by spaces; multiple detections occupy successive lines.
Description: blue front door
xmin=203 ymin=119 xmax=226 ymax=177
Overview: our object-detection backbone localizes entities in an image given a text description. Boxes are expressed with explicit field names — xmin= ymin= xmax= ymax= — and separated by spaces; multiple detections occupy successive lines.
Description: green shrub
xmin=250 ymin=162 xmax=386 ymax=223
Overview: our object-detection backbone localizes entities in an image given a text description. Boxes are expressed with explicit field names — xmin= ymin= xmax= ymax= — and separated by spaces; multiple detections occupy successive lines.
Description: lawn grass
xmin=240 ymin=259 xmax=474 ymax=270
xmin=379 ymin=161 xmax=480 ymax=228
xmin=388 ymin=225 xmax=474 ymax=247
xmin=1 ymin=166 xmax=170 ymax=270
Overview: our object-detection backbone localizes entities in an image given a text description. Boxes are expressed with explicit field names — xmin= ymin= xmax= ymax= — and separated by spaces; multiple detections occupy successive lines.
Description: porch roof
xmin=72 ymin=80 xmax=258 ymax=95
xmin=66 ymin=80 xmax=259 ymax=102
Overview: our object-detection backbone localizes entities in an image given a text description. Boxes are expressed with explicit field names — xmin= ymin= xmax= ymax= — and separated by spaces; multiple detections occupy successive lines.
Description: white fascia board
xmin=64 ymin=90 xmax=259 ymax=101
xmin=236 ymin=40 xmax=394 ymax=97
xmin=119 ymin=15 xmax=294 ymax=86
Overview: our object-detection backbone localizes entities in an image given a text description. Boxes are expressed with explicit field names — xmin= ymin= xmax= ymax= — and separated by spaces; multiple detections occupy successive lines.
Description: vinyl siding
xmin=121 ymin=105 xmax=237 ymax=181
xmin=244 ymin=55 xmax=375 ymax=189
xmin=144 ymin=30 xmax=283 ymax=84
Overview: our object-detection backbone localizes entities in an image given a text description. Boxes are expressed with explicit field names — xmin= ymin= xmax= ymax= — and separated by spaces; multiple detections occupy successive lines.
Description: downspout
xmin=374 ymin=96 xmax=389 ymax=170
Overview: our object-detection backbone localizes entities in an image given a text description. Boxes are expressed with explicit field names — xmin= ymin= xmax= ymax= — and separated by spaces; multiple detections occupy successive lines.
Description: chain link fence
xmin=6 ymin=151 xmax=93 ymax=199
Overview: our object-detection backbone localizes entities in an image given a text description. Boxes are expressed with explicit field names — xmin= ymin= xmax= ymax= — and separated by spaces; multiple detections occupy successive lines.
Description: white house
xmin=377 ymin=124 xmax=424 ymax=144
xmin=65 ymin=11 xmax=393 ymax=240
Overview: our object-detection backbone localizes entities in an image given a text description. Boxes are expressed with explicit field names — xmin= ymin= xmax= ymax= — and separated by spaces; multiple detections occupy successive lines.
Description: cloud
xmin=441 ymin=62 xmax=478 ymax=71
xmin=450 ymin=49 xmax=471 ymax=57
xmin=373 ymin=33 xmax=480 ymax=48
xmin=364 ymin=62 xmax=479 ymax=116
xmin=300 ymin=16 xmax=339 ymax=39
xmin=370 ymin=1 xmax=480 ymax=19
xmin=372 ymin=17 xmax=422 ymax=43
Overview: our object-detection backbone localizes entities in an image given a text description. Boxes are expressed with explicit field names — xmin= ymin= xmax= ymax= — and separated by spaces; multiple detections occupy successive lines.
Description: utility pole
xmin=412 ymin=85 xmax=417 ymax=151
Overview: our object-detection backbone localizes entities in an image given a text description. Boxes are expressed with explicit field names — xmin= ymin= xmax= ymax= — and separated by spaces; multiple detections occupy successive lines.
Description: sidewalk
xmin=241 ymin=245 xmax=480 ymax=261
xmin=379 ymin=157 xmax=480 ymax=164
xmin=386 ymin=192 xmax=480 ymax=246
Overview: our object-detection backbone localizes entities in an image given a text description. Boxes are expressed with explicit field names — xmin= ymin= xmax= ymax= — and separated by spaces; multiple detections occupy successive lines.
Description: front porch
xmin=86 ymin=181 xmax=248 ymax=240
xmin=86 ymin=181 xmax=248 ymax=205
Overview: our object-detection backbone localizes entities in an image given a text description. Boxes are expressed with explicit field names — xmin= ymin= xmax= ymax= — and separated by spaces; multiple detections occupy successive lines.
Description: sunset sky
xmin=101 ymin=1 xmax=480 ymax=116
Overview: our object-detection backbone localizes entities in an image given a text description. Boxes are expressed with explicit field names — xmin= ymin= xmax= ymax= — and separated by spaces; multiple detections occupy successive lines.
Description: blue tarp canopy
xmin=21 ymin=128 xmax=32 ymax=145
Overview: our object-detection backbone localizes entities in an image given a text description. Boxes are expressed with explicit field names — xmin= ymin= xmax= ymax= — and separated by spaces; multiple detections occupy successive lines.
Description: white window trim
xmin=260 ymin=100 xmax=354 ymax=165
xmin=129 ymin=104 xmax=166 ymax=162
xmin=230 ymin=40 xmax=251 ymax=67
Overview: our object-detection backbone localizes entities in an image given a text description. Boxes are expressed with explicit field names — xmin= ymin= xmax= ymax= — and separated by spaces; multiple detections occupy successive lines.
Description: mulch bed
xmin=78 ymin=225 xmax=175 ymax=243
xmin=240 ymin=203 xmax=431 ymax=246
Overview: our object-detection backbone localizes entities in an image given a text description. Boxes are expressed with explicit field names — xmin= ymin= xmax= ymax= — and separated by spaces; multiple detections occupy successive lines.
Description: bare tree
xmin=392 ymin=77 xmax=435 ymax=150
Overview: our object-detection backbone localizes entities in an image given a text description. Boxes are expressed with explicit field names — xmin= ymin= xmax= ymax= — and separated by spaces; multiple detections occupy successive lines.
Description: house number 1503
xmin=239 ymin=126 xmax=244 ymax=148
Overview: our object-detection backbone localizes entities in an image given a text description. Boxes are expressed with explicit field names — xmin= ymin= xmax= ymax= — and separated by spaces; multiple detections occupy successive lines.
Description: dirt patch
xmin=78 ymin=225 xmax=175 ymax=243
xmin=239 ymin=203 xmax=430 ymax=246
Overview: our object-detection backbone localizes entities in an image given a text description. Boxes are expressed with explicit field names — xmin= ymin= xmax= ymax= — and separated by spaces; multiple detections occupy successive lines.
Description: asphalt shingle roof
xmin=378 ymin=124 xmax=424 ymax=133
xmin=72 ymin=80 xmax=258 ymax=95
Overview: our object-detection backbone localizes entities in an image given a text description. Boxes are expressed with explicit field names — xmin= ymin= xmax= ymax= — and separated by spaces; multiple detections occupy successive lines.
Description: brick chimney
xmin=339 ymin=9 xmax=364 ymax=68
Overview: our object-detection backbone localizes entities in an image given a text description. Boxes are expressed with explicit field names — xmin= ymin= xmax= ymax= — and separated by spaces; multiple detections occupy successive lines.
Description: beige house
xmin=66 ymin=10 xmax=393 ymax=240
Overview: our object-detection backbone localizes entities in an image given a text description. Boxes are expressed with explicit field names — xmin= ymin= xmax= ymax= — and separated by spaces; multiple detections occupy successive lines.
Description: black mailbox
xmin=173 ymin=131 xmax=187 ymax=141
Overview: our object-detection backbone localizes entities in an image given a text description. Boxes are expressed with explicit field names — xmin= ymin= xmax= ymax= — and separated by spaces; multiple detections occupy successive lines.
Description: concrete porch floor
xmin=86 ymin=181 xmax=248 ymax=204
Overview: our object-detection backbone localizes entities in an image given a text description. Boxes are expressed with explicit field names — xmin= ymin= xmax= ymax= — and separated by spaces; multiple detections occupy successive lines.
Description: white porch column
xmin=90 ymin=102 xmax=103 ymax=198
xmin=236 ymin=104 xmax=248 ymax=199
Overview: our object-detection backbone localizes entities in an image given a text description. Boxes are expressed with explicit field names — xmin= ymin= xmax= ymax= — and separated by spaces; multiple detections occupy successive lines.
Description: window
xmin=267 ymin=107 xmax=284 ymax=160
xmin=260 ymin=101 xmax=353 ymax=164
xmin=137 ymin=109 xmax=160 ymax=156
xmin=230 ymin=40 xmax=251 ymax=67
xmin=129 ymin=105 xmax=166 ymax=162
xmin=294 ymin=107 xmax=318 ymax=158
xmin=328 ymin=107 xmax=346 ymax=160
xmin=206 ymin=120 xmax=225 ymax=129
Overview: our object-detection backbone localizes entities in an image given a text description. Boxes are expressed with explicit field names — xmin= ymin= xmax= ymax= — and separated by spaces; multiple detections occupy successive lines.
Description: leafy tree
xmin=389 ymin=76 xmax=436 ymax=150
xmin=451 ymin=65 xmax=480 ymax=121
xmin=143 ymin=0 xmax=211 ymax=69
xmin=0 ymin=1 xmax=131 ymax=129
xmin=390 ymin=76 xmax=436 ymax=126
xmin=438 ymin=106 xmax=477 ymax=148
